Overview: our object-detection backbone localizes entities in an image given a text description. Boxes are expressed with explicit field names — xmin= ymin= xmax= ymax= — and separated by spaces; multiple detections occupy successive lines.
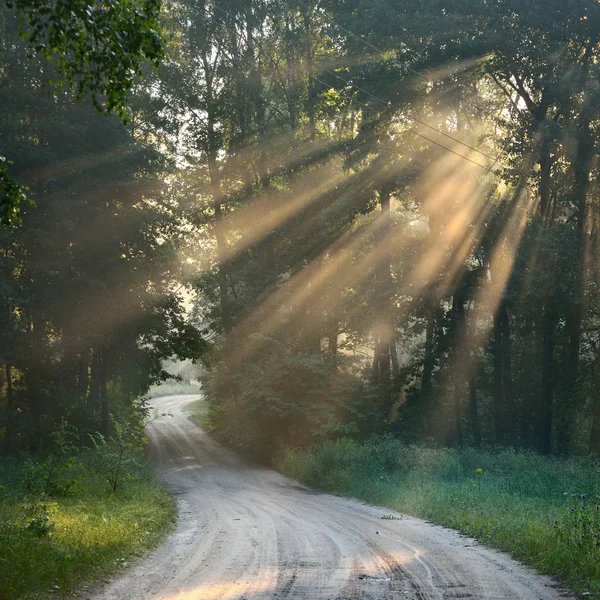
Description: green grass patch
xmin=277 ymin=438 xmax=600 ymax=598
xmin=184 ymin=398 xmax=210 ymax=429
xmin=146 ymin=380 xmax=201 ymax=398
xmin=0 ymin=452 xmax=176 ymax=599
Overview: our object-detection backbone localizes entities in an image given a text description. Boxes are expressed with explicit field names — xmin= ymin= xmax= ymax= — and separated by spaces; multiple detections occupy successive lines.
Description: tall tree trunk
xmin=99 ymin=345 xmax=109 ymax=438
xmin=302 ymin=8 xmax=316 ymax=141
xmin=538 ymin=144 xmax=556 ymax=455
xmin=466 ymin=299 xmax=481 ymax=448
xmin=230 ymin=20 xmax=252 ymax=192
xmin=4 ymin=364 xmax=14 ymax=455
xmin=421 ymin=310 xmax=436 ymax=395
xmin=559 ymin=100 xmax=592 ymax=454
xmin=77 ymin=348 xmax=90 ymax=397
xmin=376 ymin=186 xmax=394 ymax=406
xmin=540 ymin=306 xmax=555 ymax=455
xmin=498 ymin=303 xmax=516 ymax=446
xmin=468 ymin=373 xmax=481 ymax=448
xmin=590 ymin=397 xmax=600 ymax=453
xmin=284 ymin=2 xmax=297 ymax=134
xmin=90 ymin=346 xmax=100 ymax=402
xmin=371 ymin=335 xmax=380 ymax=383
xmin=452 ymin=296 xmax=470 ymax=447
xmin=453 ymin=382 xmax=463 ymax=447
xmin=202 ymin=52 xmax=233 ymax=337
xmin=492 ymin=312 xmax=506 ymax=445
xmin=328 ymin=319 xmax=338 ymax=355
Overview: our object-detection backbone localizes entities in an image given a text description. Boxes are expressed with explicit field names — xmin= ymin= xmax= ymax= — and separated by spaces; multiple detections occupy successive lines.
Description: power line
xmin=288 ymin=45 xmax=498 ymax=162
xmin=293 ymin=0 xmax=487 ymax=117
xmin=209 ymin=3 xmax=499 ymax=173
xmin=215 ymin=1 xmax=497 ymax=163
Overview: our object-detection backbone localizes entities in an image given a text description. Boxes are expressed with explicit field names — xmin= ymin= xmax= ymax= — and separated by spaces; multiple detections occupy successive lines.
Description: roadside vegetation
xmin=0 ymin=444 xmax=175 ymax=599
xmin=278 ymin=438 xmax=600 ymax=598
xmin=184 ymin=398 xmax=210 ymax=429
xmin=5 ymin=0 xmax=600 ymax=598
xmin=147 ymin=380 xmax=202 ymax=399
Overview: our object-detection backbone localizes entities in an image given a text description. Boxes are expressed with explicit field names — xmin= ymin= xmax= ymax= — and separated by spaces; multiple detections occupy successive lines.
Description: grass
xmin=0 ymin=451 xmax=176 ymax=599
xmin=146 ymin=380 xmax=201 ymax=398
xmin=184 ymin=398 xmax=210 ymax=429
xmin=277 ymin=437 xmax=600 ymax=598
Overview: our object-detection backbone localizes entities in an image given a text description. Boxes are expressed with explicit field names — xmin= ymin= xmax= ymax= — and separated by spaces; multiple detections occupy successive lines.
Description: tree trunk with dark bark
xmin=3 ymin=364 xmax=14 ymax=455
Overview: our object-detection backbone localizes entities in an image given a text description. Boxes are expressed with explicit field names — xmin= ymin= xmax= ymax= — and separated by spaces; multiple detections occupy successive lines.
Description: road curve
xmin=92 ymin=395 xmax=572 ymax=600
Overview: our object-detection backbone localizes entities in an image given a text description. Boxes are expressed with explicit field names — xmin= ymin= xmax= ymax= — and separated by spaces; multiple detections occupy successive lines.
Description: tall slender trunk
xmin=421 ymin=310 xmax=435 ymax=395
xmin=499 ymin=303 xmax=516 ymax=446
xmin=371 ymin=335 xmax=380 ymax=383
xmin=4 ymin=364 xmax=14 ymax=455
xmin=99 ymin=345 xmax=109 ymax=438
xmin=590 ymin=397 xmax=600 ymax=452
xmin=77 ymin=348 xmax=90 ymax=397
xmin=202 ymin=52 xmax=232 ymax=337
xmin=284 ymin=2 xmax=297 ymax=134
xmin=452 ymin=296 xmax=467 ymax=447
xmin=302 ymin=9 xmax=316 ymax=141
xmin=328 ymin=320 xmax=338 ymax=355
xmin=376 ymin=186 xmax=393 ymax=406
xmin=539 ymin=146 xmax=556 ymax=455
xmin=231 ymin=23 xmax=252 ymax=192
xmin=468 ymin=373 xmax=481 ymax=448
xmin=90 ymin=346 xmax=100 ymax=402
xmin=467 ymin=299 xmax=481 ymax=447
xmin=540 ymin=307 xmax=555 ymax=455
xmin=560 ymin=103 xmax=592 ymax=454
xmin=492 ymin=312 xmax=505 ymax=444
xmin=453 ymin=382 xmax=464 ymax=447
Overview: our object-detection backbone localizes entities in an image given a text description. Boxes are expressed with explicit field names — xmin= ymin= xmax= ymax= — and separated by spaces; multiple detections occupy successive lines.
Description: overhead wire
xmin=208 ymin=3 xmax=501 ymax=173
xmin=292 ymin=0 xmax=488 ymax=117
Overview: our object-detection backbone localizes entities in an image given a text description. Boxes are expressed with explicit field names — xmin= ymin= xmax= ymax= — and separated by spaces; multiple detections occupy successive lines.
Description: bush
xmin=204 ymin=337 xmax=387 ymax=461
xmin=0 ymin=450 xmax=175 ymax=599
xmin=21 ymin=420 xmax=83 ymax=498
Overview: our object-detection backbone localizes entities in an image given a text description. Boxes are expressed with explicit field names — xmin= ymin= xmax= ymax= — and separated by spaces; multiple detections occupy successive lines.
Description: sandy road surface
xmin=92 ymin=395 xmax=572 ymax=600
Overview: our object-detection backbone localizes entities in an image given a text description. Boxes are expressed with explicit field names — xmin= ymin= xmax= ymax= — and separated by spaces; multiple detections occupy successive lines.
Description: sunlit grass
xmin=277 ymin=438 xmax=600 ymax=598
xmin=146 ymin=380 xmax=202 ymax=398
xmin=184 ymin=397 xmax=210 ymax=429
xmin=0 ymin=453 xmax=176 ymax=599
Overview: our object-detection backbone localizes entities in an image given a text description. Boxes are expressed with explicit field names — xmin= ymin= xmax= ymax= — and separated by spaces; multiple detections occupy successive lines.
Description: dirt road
xmin=92 ymin=395 xmax=572 ymax=600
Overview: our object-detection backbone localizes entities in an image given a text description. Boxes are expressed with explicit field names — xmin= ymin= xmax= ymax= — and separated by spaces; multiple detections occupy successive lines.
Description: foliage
xmin=146 ymin=379 xmax=202 ymax=398
xmin=0 ymin=155 xmax=27 ymax=226
xmin=0 ymin=451 xmax=175 ymax=600
xmin=8 ymin=0 xmax=163 ymax=118
xmin=21 ymin=420 xmax=83 ymax=497
xmin=90 ymin=417 xmax=151 ymax=493
xmin=184 ymin=397 xmax=210 ymax=429
xmin=204 ymin=337 xmax=386 ymax=461
xmin=171 ymin=0 xmax=600 ymax=460
xmin=0 ymin=7 xmax=198 ymax=454
xmin=278 ymin=438 xmax=600 ymax=598
xmin=1 ymin=0 xmax=164 ymax=222
xmin=21 ymin=499 xmax=56 ymax=537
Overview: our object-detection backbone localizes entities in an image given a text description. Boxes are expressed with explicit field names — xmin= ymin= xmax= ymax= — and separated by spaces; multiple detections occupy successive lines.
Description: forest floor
xmin=0 ymin=445 xmax=175 ymax=599
xmin=89 ymin=395 xmax=573 ymax=600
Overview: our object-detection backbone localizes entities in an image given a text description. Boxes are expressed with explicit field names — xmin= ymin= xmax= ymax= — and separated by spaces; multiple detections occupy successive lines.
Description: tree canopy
xmin=4 ymin=0 xmax=600 ymax=460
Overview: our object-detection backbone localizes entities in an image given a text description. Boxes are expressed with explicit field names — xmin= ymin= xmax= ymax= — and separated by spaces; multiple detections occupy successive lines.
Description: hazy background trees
xmin=3 ymin=0 xmax=600 ymax=461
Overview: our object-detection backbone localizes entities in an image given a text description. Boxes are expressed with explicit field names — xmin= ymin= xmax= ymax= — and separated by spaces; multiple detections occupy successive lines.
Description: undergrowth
xmin=146 ymin=380 xmax=202 ymax=398
xmin=0 ymin=451 xmax=175 ymax=599
xmin=277 ymin=437 xmax=600 ymax=598
xmin=184 ymin=398 xmax=210 ymax=429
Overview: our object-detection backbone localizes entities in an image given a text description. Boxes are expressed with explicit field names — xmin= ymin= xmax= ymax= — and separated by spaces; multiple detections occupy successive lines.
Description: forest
xmin=2 ymin=0 xmax=600 ymax=598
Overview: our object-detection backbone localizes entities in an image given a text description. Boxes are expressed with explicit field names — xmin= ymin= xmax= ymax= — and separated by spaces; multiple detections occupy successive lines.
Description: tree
xmin=1 ymin=0 xmax=164 ymax=224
